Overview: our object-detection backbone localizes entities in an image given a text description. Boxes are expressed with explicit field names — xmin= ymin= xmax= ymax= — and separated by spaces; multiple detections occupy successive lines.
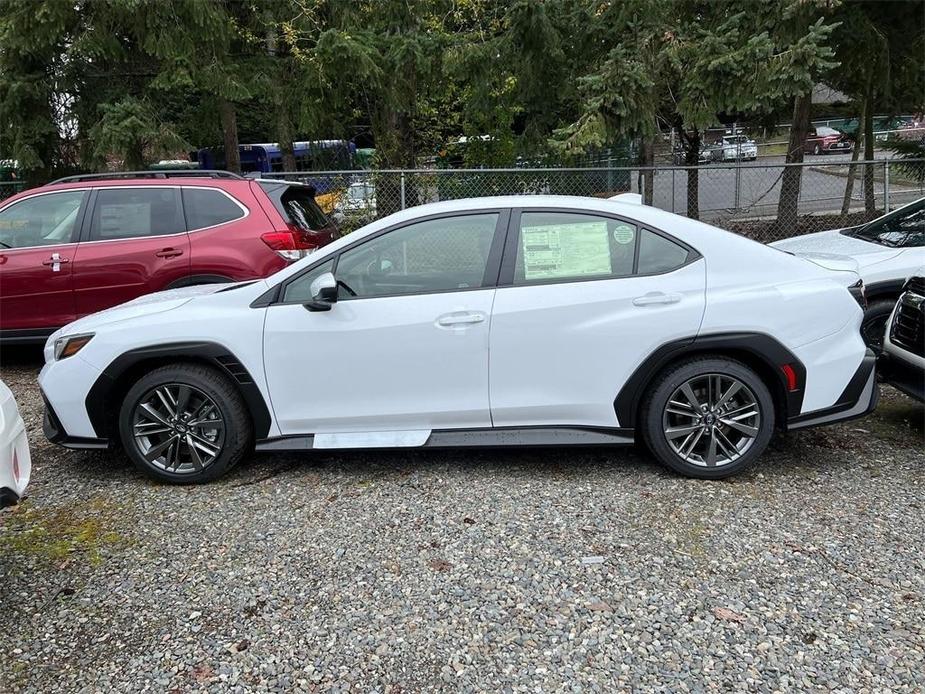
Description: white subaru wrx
xmin=1 ymin=379 xmax=31 ymax=507
xmin=39 ymin=196 xmax=876 ymax=483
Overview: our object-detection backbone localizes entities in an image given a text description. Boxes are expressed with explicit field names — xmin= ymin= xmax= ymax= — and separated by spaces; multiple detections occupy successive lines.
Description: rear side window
xmin=512 ymin=212 xmax=692 ymax=285
xmin=637 ymin=228 xmax=691 ymax=274
xmin=258 ymin=181 xmax=330 ymax=231
xmin=89 ymin=188 xmax=184 ymax=240
xmin=182 ymin=188 xmax=245 ymax=230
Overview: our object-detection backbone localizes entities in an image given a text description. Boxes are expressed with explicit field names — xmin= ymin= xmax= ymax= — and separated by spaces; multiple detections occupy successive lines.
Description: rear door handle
xmin=633 ymin=291 xmax=682 ymax=307
xmin=155 ymin=248 xmax=184 ymax=259
xmin=436 ymin=311 xmax=486 ymax=328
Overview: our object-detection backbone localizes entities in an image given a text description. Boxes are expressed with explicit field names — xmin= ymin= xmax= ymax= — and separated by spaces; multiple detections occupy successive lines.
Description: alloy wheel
xmin=131 ymin=383 xmax=225 ymax=474
xmin=662 ymin=373 xmax=761 ymax=468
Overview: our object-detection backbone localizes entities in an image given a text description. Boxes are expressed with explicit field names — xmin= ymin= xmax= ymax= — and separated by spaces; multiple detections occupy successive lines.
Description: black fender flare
xmin=864 ymin=279 xmax=905 ymax=302
xmin=85 ymin=341 xmax=272 ymax=441
xmin=613 ymin=332 xmax=807 ymax=429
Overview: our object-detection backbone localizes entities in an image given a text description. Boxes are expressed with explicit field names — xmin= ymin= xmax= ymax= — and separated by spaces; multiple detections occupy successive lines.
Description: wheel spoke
xmin=156 ymin=387 xmax=177 ymax=418
xmin=666 ymin=399 xmax=698 ymax=418
xmin=705 ymin=435 xmax=718 ymax=467
xmin=719 ymin=417 xmax=758 ymax=437
xmin=138 ymin=402 xmax=170 ymax=427
xmin=714 ymin=428 xmax=739 ymax=459
xmin=187 ymin=432 xmax=220 ymax=458
xmin=715 ymin=381 xmax=742 ymax=410
xmin=666 ymin=424 xmax=702 ymax=439
xmin=134 ymin=422 xmax=171 ymax=436
xmin=175 ymin=385 xmax=192 ymax=417
xmin=680 ymin=428 xmax=704 ymax=458
xmin=189 ymin=417 xmax=224 ymax=432
xmin=723 ymin=403 xmax=759 ymax=420
xmin=186 ymin=435 xmax=204 ymax=470
xmin=680 ymin=383 xmax=702 ymax=411
xmin=144 ymin=435 xmax=177 ymax=463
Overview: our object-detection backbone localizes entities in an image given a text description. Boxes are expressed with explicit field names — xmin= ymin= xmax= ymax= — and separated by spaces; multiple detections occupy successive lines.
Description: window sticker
xmin=612 ymin=223 xmax=635 ymax=245
xmin=521 ymin=221 xmax=612 ymax=280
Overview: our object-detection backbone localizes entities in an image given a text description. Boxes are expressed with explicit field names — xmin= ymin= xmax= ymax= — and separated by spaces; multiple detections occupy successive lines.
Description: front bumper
xmin=42 ymin=392 xmax=109 ymax=450
xmin=787 ymin=348 xmax=879 ymax=430
xmin=879 ymin=352 xmax=924 ymax=402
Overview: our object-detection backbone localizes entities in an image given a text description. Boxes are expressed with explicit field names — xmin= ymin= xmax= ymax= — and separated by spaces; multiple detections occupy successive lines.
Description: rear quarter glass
xmin=257 ymin=181 xmax=331 ymax=232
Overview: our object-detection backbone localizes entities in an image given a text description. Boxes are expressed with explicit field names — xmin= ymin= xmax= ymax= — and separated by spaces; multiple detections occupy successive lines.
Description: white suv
xmin=39 ymin=196 xmax=876 ymax=483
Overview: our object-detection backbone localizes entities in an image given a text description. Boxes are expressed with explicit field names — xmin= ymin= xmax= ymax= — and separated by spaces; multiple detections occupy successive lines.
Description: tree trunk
xmin=638 ymin=137 xmax=654 ymax=205
xmin=679 ymin=125 xmax=700 ymax=220
xmin=841 ymin=99 xmax=865 ymax=215
xmin=124 ymin=138 xmax=145 ymax=171
xmin=863 ymin=84 xmax=876 ymax=217
xmin=776 ymin=94 xmax=811 ymax=234
xmin=219 ymin=98 xmax=240 ymax=174
xmin=277 ymin=104 xmax=297 ymax=172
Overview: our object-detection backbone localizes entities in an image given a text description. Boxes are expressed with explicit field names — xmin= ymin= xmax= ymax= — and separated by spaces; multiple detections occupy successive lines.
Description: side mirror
xmin=305 ymin=271 xmax=338 ymax=311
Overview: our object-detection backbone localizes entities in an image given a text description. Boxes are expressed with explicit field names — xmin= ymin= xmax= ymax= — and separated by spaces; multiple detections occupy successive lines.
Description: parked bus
xmin=194 ymin=140 xmax=356 ymax=175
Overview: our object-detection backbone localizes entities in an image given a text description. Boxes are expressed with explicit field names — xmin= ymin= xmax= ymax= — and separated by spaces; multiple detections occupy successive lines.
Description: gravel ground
xmin=1 ymin=350 xmax=923 ymax=693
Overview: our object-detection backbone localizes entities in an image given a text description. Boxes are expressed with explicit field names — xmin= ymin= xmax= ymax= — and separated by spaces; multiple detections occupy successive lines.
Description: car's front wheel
xmin=861 ymin=298 xmax=896 ymax=352
xmin=641 ymin=357 xmax=775 ymax=479
xmin=813 ymin=144 xmax=822 ymax=155
xmin=118 ymin=364 xmax=252 ymax=484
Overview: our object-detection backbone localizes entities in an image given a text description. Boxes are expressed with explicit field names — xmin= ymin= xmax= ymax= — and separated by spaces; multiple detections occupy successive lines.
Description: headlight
xmin=54 ymin=333 xmax=94 ymax=360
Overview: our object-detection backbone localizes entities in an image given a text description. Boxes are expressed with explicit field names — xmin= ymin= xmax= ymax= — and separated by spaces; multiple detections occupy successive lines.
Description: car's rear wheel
xmin=118 ymin=364 xmax=252 ymax=484
xmin=641 ymin=357 xmax=775 ymax=479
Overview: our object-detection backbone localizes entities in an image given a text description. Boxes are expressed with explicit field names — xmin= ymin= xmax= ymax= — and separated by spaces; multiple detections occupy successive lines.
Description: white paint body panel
xmin=0 ymin=379 xmax=31 ymax=501
xmin=37 ymin=195 xmax=871 ymax=449
xmin=263 ymin=290 xmax=495 ymax=434
xmin=490 ymin=261 xmax=706 ymax=427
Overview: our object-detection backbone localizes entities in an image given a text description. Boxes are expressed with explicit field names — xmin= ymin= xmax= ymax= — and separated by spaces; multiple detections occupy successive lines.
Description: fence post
xmin=400 ymin=172 xmax=406 ymax=210
xmin=671 ymin=168 xmax=676 ymax=214
xmin=883 ymin=161 xmax=890 ymax=213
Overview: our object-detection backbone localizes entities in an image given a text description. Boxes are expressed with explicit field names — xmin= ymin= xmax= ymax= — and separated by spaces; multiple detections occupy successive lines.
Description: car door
xmin=0 ymin=190 xmax=87 ymax=334
xmin=72 ymin=186 xmax=191 ymax=316
xmin=262 ymin=211 xmax=508 ymax=441
xmin=489 ymin=209 xmax=707 ymax=429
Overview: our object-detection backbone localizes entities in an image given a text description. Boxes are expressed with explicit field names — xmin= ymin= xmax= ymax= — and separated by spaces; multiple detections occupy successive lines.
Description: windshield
xmin=844 ymin=199 xmax=925 ymax=248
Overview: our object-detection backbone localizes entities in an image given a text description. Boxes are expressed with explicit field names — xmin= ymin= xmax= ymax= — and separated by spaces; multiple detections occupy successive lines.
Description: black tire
xmin=813 ymin=144 xmax=822 ymax=155
xmin=861 ymin=299 xmax=896 ymax=352
xmin=118 ymin=363 xmax=252 ymax=484
xmin=640 ymin=356 xmax=775 ymax=480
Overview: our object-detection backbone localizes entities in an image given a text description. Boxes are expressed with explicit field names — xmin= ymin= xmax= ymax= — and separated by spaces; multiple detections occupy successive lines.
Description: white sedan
xmin=38 ymin=196 xmax=875 ymax=483
xmin=772 ymin=197 xmax=925 ymax=347
xmin=1 ymin=379 xmax=31 ymax=507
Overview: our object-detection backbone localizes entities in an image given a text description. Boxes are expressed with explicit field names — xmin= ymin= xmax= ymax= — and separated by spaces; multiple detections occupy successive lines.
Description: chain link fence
xmin=265 ymin=158 xmax=924 ymax=243
xmin=0 ymin=180 xmax=25 ymax=202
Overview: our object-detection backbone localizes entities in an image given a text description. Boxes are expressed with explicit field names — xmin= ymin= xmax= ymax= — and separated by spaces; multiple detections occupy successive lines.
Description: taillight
xmin=260 ymin=225 xmax=321 ymax=261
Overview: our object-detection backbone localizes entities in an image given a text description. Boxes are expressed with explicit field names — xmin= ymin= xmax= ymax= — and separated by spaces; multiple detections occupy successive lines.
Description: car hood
xmin=770 ymin=228 xmax=903 ymax=266
xmin=49 ymin=284 xmax=235 ymax=341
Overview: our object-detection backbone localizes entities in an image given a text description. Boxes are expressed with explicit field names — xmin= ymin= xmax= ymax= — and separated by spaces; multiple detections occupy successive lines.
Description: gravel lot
xmin=1 ymin=349 xmax=923 ymax=693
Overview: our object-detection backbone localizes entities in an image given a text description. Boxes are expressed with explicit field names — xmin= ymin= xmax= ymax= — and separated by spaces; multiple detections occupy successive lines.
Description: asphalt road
xmin=637 ymin=151 xmax=924 ymax=224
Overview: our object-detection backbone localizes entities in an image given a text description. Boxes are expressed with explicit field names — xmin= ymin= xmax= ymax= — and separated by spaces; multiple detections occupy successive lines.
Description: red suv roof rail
xmin=49 ymin=170 xmax=244 ymax=185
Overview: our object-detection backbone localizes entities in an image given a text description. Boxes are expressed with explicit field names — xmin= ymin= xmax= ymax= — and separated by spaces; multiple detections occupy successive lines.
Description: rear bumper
xmin=42 ymin=392 xmax=109 ymax=450
xmin=787 ymin=349 xmax=878 ymax=430
xmin=880 ymin=352 xmax=925 ymax=402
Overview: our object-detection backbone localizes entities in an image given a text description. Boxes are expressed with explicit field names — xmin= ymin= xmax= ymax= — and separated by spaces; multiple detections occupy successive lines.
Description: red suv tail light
xmin=260 ymin=225 xmax=322 ymax=261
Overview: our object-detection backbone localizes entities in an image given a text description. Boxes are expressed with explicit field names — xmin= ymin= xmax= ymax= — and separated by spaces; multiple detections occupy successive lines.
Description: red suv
xmin=0 ymin=171 xmax=336 ymax=343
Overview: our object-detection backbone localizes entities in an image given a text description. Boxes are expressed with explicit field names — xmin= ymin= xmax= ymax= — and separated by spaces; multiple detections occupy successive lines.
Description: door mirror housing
xmin=305 ymin=271 xmax=338 ymax=311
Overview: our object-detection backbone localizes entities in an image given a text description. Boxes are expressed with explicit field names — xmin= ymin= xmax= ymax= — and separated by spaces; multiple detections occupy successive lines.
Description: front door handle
xmin=633 ymin=291 xmax=682 ymax=307
xmin=155 ymin=248 xmax=184 ymax=259
xmin=42 ymin=252 xmax=70 ymax=271
xmin=435 ymin=311 xmax=486 ymax=328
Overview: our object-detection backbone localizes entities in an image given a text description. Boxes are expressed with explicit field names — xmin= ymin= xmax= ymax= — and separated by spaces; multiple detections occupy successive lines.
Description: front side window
xmin=182 ymin=188 xmax=246 ymax=230
xmin=282 ymin=258 xmax=335 ymax=303
xmin=334 ymin=213 xmax=499 ymax=298
xmin=89 ymin=188 xmax=184 ymax=240
xmin=0 ymin=191 xmax=85 ymax=249
xmin=847 ymin=199 xmax=925 ymax=248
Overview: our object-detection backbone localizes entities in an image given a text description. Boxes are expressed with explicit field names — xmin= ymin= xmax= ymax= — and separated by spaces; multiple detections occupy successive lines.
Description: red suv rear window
xmin=258 ymin=181 xmax=330 ymax=231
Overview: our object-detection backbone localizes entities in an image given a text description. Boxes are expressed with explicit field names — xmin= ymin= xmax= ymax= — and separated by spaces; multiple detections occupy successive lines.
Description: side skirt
xmin=255 ymin=426 xmax=636 ymax=452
